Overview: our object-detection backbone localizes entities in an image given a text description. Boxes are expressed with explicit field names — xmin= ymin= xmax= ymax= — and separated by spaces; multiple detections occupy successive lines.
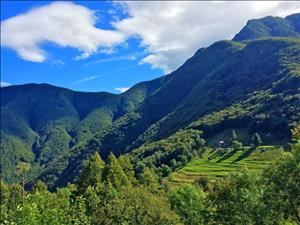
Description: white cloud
xmin=72 ymin=75 xmax=100 ymax=84
xmin=1 ymin=81 xmax=12 ymax=87
xmin=114 ymin=1 xmax=300 ymax=73
xmin=1 ymin=2 xmax=125 ymax=62
xmin=85 ymin=54 xmax=138 ymax=66
xmin=115 ymin=87 xmax=129 ymax=93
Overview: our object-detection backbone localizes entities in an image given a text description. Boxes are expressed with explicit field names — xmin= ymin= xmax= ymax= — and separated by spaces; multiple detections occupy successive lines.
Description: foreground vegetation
xmin=1 ymin=126 xmax=299 ymax=225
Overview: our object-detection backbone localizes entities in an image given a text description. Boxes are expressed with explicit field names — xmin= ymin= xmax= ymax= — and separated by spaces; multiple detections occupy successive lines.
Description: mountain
xmin=1 ymin=13 xmax=300 ymax=188
xmin=1 ymin=79 xmax=168 ymax=183
xmin=233 ymin=13 xmax=300 ymax=41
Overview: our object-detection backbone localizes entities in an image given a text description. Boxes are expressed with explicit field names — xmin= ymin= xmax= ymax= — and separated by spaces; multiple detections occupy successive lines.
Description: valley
xmin=1 ymin=6 xmax=300 ymax=225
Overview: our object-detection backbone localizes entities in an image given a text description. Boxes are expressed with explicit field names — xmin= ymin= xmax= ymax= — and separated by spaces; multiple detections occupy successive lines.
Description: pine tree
xmin=118 ymin=155 xmax=136 ymax=184
xmin=231 ymin=129 xmax=238 ymax=141
xmin=102 ymin=152 xmax=131 ymax=191
xmin=76 ymin=152 xmax=105 ymax=195
xmin=252 ymin=133 xmax=262 ymax=146
xmin=139 ymin=168 xmax=161 ymax=193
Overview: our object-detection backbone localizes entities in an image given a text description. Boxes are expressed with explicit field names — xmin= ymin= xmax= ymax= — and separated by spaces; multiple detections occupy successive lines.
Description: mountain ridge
xmin=233 ymin=13 xmax=300 ymax=41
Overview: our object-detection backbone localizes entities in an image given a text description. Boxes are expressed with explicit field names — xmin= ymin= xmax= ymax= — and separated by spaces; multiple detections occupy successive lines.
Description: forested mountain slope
xmin=1 ymin=78 xmax=168 ymax=183
xmin=1 ymin=13 xmax=299 ymax=188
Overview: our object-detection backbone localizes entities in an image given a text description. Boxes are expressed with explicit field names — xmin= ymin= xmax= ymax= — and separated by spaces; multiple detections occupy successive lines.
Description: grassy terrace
xmin=168 ymin=145 xmax=286 ymax=185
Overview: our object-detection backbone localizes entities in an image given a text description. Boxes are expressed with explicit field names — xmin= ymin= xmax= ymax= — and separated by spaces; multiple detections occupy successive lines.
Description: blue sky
xmin=1 ymin=1 xmax=163 ymax=93
xmin=1 ymin=1 xmax=299 ymax=93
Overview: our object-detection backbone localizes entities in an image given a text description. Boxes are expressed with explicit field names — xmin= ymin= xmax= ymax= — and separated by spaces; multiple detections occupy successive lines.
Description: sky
xmin=1 ymin=1 xmax=299 ymax=93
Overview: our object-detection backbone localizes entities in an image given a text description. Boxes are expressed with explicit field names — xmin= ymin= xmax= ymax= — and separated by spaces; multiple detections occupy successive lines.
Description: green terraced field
xmin=168 ymin=146 xmax=286 ymax=185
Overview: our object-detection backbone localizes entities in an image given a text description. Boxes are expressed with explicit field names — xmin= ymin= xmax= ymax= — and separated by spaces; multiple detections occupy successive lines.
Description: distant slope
xmin=0 ymin=78 xmax=168 ymax=183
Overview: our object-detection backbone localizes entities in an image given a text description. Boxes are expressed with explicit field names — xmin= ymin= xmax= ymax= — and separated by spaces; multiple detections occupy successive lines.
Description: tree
xmin=102 ymin=152 xmax=131 ymax=191
xmin=0 ymin=179 xmax=9 ymax=203
xmin=195 ymin=138 xmax=206 ymax=148
xmin=178 ymin=155 xmax=188 ymax=166
xmin=16 ymin=162 xmax=31 ymax=200
xmin=0 ymin=180 xmax=10 ymax=224
xmin=194 ymin=176 xmax=210 ymax=192
xmin=12 ymin=185 xmax=89 ymax=225
xmin=135 ymin=161 xmax=146 ymax=175
xmin=161 ymin=164 xmax=172 ymax=177
xmin=104 ymin=186 xmax=181 ymax=225
xmin=231 ymin=129 xmax=238 ymax=141
xmin=118 ymin=155 xmax=136 ymax=184
xmin=209 ymin=170 xmax=261 ymax=225
xmin=33 ymin=180 xmax=48 ymax=192
xmin=169 ymin=185 xmax=206 ymax=225
xmin=170 ymin=159 xmax=177 ymax=170
xmin=252 ymin=133 xmax=262 ymax=146
xmin=139 ymin=168 xmax=161 ymax=194
xmin=76 ymin=152 xmax=105 ymax=195
xmin=232 ymin=140 xmax=243 ymax=149
xmin=257 ymin=131 xmax=300 ymax=225
xmin=291 ymin=123 xmax=300 ymax=145
xmin=7 ymin=183 xmax=23 ymax=211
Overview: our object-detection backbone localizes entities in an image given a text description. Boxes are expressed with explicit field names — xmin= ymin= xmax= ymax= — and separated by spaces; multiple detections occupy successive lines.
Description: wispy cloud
xmin=115 ymin=87 xmax=130 ymax=93
xmin=85 ymin=53 xmax=143 ymax=66
xmin=72 ymin=75 xmax=100 ymax=84
xmin=1 ymin=81 xmax=12 ymax=87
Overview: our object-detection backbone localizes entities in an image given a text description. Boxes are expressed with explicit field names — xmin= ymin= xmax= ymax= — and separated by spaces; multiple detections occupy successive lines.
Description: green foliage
xmin=7 ymin=185 xmax=89 ymax=225
xmin=232 ymin=140 xmax=243 ymax=149
xmin=138 ymin=168 xmax=161 ymax=194
xmin=257 ymin=144 xmax=300 ymax=224
xmin=0 ymin=179 xmax=9 ymax=201
xmin=102 ymin=152 xmax=131 ymax=191
xmin=0 ymin=180 xmax=10 ymax=224
xmin=161 ymin=164 xmax=173 ymax=177
xmin=231 ymin=129 xmax=238 ymax=141
xmin=209 ymin=170 xmax=261 ymax=225
xmin=76 ymin=152 xmax=105 ymax=194
xmin=33 ymin=180 xmax=48 ymax=192
xmin=252 ymin=133 xmax=263 ymax=146
xmin=131 ymin=129 xmax=205 ymax=176
xmin=102 ymin=186 xmax=181 ymax=225
xmin=169 ymin=185 xmax=206 ymax=225
xmin=291 ymin=123 xmax=300 ymax=144
xmin=2 ymin=136 xmax=300 ymax=225
xmin=194 ymin=176 xmax=210 ymax=192
xmin=117 ymin=155 xmax=137 ymax=184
